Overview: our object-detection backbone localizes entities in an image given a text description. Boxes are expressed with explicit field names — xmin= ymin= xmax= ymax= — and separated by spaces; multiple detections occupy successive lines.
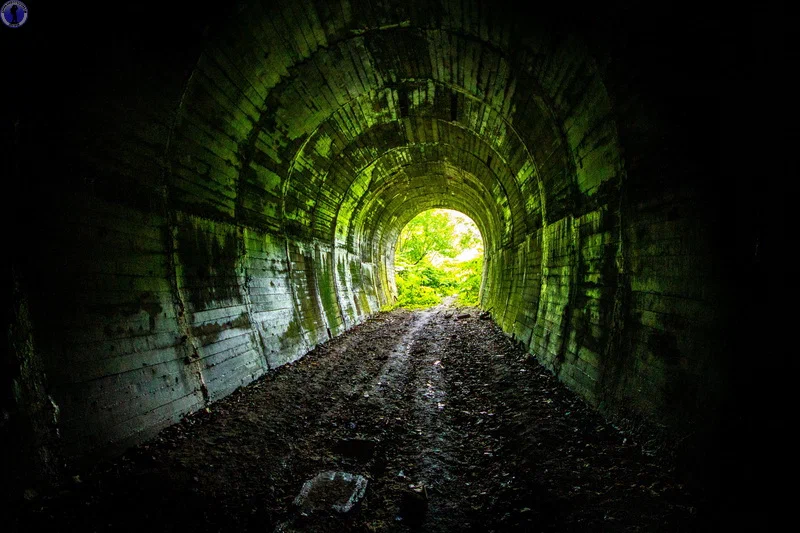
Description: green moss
xmin=316 ymin=256 xmax=341 ymax=331
xmin=279 ymin=316 xmax=303 ymax=351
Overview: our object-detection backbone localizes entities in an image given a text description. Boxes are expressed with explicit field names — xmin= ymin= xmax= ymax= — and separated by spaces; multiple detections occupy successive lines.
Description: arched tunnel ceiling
xmin=285 ymin=79 xmax=546 ymax=248
xmin=345 ymin=148 xmax=510 ymax=249
xmin=357 ymin=160 xmax=503 ymax=256
xmin=168 ymin=9 xmax=593 ymax=259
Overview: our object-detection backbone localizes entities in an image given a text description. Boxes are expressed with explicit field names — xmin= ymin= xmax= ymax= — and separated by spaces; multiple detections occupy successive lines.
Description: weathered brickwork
xmin=8 ymin=0 xmax=729 ymax=480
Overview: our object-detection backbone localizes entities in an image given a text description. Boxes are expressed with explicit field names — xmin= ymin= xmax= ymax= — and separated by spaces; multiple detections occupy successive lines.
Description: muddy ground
xmin=12 ymin=303 xmax=707 ymax=532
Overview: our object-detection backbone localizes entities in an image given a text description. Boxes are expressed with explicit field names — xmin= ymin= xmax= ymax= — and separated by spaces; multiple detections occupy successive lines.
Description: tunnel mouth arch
xmin=389 ymin=208 xmax=485 ymax=309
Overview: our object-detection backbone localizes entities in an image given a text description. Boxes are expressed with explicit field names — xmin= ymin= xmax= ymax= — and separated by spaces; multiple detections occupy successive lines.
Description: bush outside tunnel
xmin=391 ymin=209 xmax=484 ymax=308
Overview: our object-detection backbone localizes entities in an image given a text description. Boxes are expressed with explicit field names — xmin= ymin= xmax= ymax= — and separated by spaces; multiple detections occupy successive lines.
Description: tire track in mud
xmin=338 ymin=301 xmax=512 ymax=532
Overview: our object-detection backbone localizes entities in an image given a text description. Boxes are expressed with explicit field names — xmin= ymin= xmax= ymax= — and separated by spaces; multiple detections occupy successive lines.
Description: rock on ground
xmin=294 ymin=471 xmax=368 ymax=516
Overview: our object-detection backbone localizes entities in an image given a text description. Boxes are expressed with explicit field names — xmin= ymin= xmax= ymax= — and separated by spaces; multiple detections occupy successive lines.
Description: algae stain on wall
xmin=175 ymin=218 xmax=243 ymax=311
xmin=190 ymin=312 xmax=251 ymax=347
xmin=316 ymin=249 xmax=344 ymax=336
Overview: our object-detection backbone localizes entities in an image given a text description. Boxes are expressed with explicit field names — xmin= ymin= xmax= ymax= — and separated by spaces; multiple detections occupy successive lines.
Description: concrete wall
xmin=6 ymin=0 xmax=733 ymax=490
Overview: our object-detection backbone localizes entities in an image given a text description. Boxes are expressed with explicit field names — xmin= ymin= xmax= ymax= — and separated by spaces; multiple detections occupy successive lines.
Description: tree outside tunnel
xmin=391 ymin=209 xmax=484 ymax=309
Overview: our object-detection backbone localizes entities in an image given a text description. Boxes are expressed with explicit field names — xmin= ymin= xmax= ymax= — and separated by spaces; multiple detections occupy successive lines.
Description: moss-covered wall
xmin=7 ymin=0 xmax=733 ymax=487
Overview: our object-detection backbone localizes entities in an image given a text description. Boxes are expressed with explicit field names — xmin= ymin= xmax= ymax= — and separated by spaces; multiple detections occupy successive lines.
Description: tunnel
xmin=3 ymin=1 xmax=775 ymax=530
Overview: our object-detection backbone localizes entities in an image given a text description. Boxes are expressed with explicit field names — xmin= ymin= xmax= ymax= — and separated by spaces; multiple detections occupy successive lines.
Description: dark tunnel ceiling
xmin=166 ymin=9 xmax=596 ymax=270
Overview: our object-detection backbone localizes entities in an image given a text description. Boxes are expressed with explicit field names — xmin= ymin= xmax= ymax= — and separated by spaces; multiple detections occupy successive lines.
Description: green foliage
xmin=393 ymin=209 xmax=483 ymax=309
xmin=455 ymin=256 xmax=482 ymax=307
xmin=396 ymin=210 xmax=459 ymax=266
xmin=394 ymin=268 xmax=442 ymax=309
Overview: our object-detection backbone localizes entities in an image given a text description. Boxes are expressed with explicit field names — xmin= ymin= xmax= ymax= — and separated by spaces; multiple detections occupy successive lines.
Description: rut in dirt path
xmin=13 ymin=304 xmax=699 ymax=533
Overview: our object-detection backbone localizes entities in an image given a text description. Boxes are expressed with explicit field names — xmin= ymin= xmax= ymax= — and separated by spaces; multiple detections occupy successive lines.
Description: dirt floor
xmin=12 ymin=302 xmax=703 ymax=532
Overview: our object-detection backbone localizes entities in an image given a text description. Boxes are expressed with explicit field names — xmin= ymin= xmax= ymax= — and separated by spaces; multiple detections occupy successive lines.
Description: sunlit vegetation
xmin=392 ymin=209 xmax=484 ymax=309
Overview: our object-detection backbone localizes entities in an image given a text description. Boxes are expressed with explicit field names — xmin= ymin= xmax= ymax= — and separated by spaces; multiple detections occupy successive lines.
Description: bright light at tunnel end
xmin=392 ymin=209 xmax=484 ymax=308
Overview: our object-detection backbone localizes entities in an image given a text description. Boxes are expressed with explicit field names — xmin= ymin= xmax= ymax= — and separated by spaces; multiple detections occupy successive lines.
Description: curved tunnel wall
xmin=7 ymin=0 xmax=732 ymax=482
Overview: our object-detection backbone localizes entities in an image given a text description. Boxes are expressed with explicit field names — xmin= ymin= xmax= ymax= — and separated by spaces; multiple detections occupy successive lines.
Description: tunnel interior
xmin=4 ymin=0 xmax=770 ymax=525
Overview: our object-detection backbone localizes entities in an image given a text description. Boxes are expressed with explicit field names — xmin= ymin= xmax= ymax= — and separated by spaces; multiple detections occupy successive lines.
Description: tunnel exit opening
xmin=391 ymin=209 xmax=484 ymax=309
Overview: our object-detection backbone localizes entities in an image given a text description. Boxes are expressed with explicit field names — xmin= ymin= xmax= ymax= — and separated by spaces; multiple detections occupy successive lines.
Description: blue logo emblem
xmin=1 ymin=1 xmax=28 ymax=28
